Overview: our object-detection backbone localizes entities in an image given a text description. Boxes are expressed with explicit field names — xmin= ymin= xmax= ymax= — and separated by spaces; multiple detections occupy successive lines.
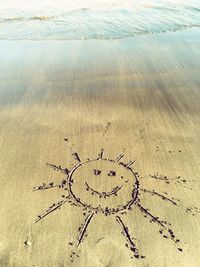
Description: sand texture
xmin=0 ymin=29 xmax=200 ymax=267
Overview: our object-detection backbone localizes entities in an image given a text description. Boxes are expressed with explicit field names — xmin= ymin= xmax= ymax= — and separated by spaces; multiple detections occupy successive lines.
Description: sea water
xmin=0 ymin=0 xmax=199 ymax=40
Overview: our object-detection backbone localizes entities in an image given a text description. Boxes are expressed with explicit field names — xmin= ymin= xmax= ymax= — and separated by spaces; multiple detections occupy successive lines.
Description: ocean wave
xmin=0 ymin=17 xmax=24 ymax=23
xmin=0 ymin=0 xmax=199 ymax=40
xmin=31 ymin=16 xmax=56 ymax=21
xmin=0 ymin=16 xmax=56 ymax=23
xmin=0 ymin=25 xmax=199 ymax=41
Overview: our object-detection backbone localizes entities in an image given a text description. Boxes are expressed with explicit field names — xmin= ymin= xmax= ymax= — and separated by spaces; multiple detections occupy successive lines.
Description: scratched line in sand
xmin=32 ymin=123 xmax=200 ymax=262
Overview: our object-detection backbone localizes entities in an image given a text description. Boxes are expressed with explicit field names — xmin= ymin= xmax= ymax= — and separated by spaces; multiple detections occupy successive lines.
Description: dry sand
xmin=0 ymin=29 xmax=200 ymax=267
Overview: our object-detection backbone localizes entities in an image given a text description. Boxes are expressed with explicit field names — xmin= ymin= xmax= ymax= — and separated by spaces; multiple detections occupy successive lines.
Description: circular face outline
xmin=67 ymin=158 xmax=139 ymax=215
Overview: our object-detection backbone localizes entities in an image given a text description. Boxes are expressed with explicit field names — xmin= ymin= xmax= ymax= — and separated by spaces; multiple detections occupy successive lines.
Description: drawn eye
xmin=108 ymin=170 xmax=116 ymax=177
xmin=93 ymin=169 xmax=101 ymax=175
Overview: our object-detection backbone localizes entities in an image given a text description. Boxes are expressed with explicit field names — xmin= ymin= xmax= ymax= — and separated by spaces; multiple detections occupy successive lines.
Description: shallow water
xmin=0 ymin=0 xmax=199 ymax=40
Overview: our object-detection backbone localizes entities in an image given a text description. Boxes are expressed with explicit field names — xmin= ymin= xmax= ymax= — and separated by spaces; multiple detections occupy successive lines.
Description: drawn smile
xmin=85 ymin=182 xmax=123 ymax=198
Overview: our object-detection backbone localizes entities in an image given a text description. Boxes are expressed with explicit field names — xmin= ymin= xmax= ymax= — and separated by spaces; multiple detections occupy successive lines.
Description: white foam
xmin=0 ymin=0 xmax=199 ymax=40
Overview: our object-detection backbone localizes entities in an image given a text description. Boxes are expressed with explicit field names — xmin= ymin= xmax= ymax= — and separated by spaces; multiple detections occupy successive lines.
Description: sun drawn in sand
xmin=33 ymin=141 xmax=199 ymax=261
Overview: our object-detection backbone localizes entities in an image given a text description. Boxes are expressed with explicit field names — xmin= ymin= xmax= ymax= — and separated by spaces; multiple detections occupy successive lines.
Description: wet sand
xmin=0 ymin=29 xmax=200 ymax=267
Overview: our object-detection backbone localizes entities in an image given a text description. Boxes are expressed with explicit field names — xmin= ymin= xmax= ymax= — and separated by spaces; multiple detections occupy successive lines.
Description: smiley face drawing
xmin=68 ymin=156 xmax=139 ymax=215
xmin=33 ymin=147 xmax=186 ymax=261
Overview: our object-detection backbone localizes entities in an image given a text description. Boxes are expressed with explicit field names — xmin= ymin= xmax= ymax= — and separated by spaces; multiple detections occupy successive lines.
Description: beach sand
xmin=0 ymin=29 xmax=200 ymax=267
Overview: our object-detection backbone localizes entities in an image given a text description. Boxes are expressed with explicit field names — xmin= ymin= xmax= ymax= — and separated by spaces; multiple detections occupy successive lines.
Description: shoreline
xmin=0 ymin=26 xmax=199 ymax=42
xmin=0 ymin=27 xmax=199 ymax=42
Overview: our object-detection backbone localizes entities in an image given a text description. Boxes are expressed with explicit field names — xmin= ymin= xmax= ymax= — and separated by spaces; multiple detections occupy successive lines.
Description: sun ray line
xmin=97 ymin=148 xmax=104 ymax=159
xmin=135 ymin=203 xmax=166 ymax=228
xmin=102 ymin=122 xmax=111 ymax=137
xmin=77 ymin=212 xmax=94 ymax=247
xmin=149 ymin=175 xmax=175 ymax=181
xmin=46 ymin=163 xmax=69 ymax=174
xmin=33 ymin=183 xmax=57 ymax=191
xmin=72 ymin=152 xmax=81 ymax=163
xmin=33 ymin=179 xmax=67 ymax=191
xmin=34 ymin=198 xmax=69 ymax=223
xmin=116 ymin=153 xmax=124 ymax=162
xmin=140 ymin=188 xmax=177 ymax=206
xmin=126 ymin=161 xmax=136 ymax=167
xmin=116 ymin=215 xmax=142 ymax=259
xmin=149 ymin=174 xmax=194 ymax=183
xmin=135 ymin=203 xmax=183 ymax=249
